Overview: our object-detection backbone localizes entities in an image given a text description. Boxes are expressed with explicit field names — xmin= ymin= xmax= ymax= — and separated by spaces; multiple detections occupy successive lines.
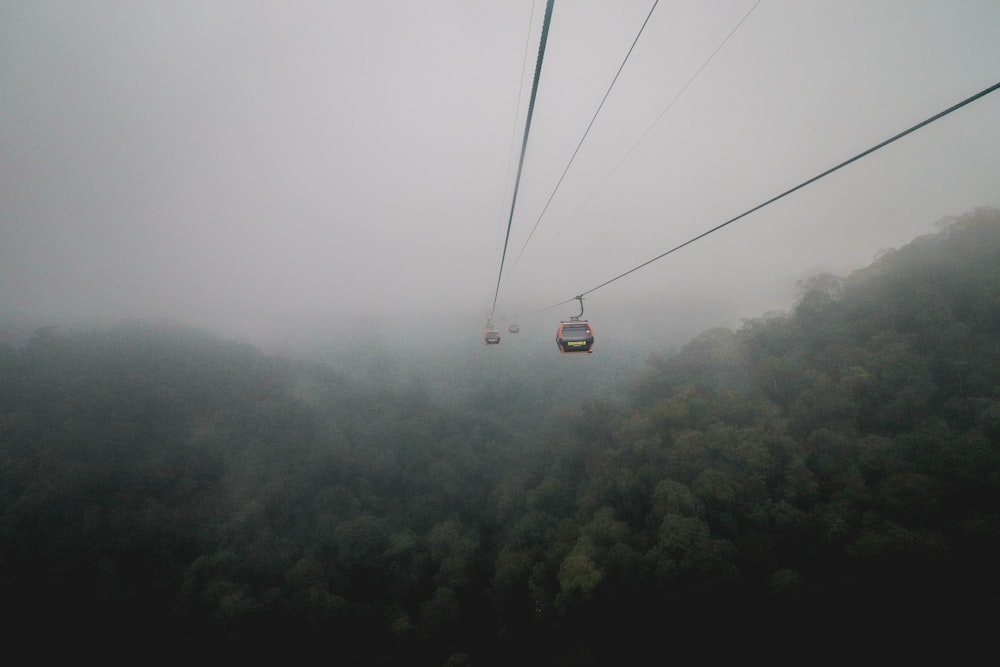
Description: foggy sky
xmin=2 ymin=1 xmax=999 ymax=351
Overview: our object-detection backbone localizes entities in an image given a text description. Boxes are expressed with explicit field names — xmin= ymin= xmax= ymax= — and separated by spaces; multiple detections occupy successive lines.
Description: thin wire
xmin=507 ymin=0 xmax=661 ymax=275
xmin=537 ymin=79 xmax=1000 ymax=312
xmin=553 ymin=0 xmax=762 ymax=242
xmin=501 ymin=1 xmax=538 ymax=225
xmin=491 ymin=0 xmax=555 ymax=321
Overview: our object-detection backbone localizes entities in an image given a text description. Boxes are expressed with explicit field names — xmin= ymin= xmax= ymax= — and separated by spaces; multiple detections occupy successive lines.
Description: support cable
xmin=537 ymin=79 xmax=1000 ymax=312
xmin=500 ymin=1 xmax=538 ymax=222
xmin=490 ymin=0 xmax=555 ymax=321
xmin=552 ymin=0 xmax=762 ymax=241
xmin=507 ymin=0 xmax=661 ymax=274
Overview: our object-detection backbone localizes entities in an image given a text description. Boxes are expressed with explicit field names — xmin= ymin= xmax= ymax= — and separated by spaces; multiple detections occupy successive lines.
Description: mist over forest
xmin=2 ymin=207 xmax=1000 ymax=664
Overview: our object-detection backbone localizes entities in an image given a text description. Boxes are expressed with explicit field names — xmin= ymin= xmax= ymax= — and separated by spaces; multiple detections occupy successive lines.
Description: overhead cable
xmin=507 ymin=0 xmax=661 ymax=274
xmin=501 ymin=1 xmax=538 ymax=218
xmin=553 ymin=0 xmax=762 ymax=242
xmin=539 ymin=79 xmax=1000 ymax=311
xmin=490 ymin=0 xmax=556 ymax=320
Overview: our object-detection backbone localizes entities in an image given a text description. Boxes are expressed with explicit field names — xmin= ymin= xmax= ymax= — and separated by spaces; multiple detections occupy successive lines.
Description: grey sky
xmin=2 ymin=1 xmax=999 ymax=349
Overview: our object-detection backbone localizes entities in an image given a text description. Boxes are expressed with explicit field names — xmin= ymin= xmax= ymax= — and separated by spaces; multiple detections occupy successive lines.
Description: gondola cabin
xmin=508 ymin=323 xmax=520 ymax=334
xmin=485 ymin=325 xmax=501 ymax=345
xmin=556 ymin=320 xmax=594 ymax=353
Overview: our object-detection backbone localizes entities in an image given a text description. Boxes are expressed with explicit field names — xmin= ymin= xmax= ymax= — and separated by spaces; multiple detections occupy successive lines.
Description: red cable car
xmin=555 ymin=297 xmax=594 ymax=353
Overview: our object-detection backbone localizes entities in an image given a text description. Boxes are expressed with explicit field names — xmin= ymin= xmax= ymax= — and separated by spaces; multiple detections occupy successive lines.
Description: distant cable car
xmin=556 ymin=297 xmax=594 ymax=353
xmin=485 ymin=322 xmax=501 ymax=345
xmin=508 ymin=319 xmax=520 ymax=334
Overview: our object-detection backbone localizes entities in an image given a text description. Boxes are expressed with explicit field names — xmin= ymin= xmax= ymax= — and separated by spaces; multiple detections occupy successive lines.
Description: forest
xmin=2 ymin=207 xmax=999 ymax=665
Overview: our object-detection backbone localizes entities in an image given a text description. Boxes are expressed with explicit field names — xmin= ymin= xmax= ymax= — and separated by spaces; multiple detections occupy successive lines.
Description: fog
xmin=2 ymin=1 xmax=999 ymax=355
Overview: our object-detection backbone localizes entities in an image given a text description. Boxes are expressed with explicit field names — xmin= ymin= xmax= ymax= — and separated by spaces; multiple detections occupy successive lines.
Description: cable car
xmin=508 ymin=320 xmax=520 ymax=334
xmin=485 ymin=323 xmax=501 ymax=345
xmin=556 ymin=297 xmax=594 ymax=353
xmin=556 ymin=320 xmax=593 ymax=353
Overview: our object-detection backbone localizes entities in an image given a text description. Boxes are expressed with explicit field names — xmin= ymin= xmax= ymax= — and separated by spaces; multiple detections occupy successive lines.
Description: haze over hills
xmin=1 ymin=207 xmax=999 ymax=663
xmin=4 ymin=3 xmax=998 ymax=659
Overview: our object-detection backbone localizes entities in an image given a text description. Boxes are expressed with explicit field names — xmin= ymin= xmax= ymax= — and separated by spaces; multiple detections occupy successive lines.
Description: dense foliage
xmin=2 ymin=208 xmax=999 ymax=664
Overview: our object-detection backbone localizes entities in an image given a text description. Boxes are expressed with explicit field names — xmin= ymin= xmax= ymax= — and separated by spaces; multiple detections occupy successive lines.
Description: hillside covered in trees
xmin=2 ymin=208 xmax=999 ymax=664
